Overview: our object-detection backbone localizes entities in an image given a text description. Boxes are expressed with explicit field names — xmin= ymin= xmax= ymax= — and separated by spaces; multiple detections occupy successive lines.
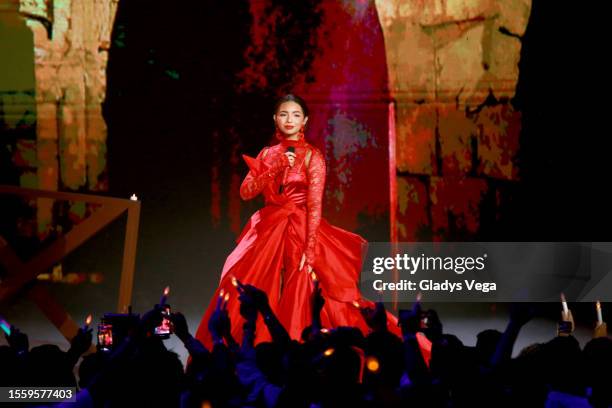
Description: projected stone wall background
xmin=1 ymin=0 xmax=118 ymax=244
xmin=377 ymin=0 xmax=530 ymax=240
xmin=1 ymin=0 xmax=532 ymax=248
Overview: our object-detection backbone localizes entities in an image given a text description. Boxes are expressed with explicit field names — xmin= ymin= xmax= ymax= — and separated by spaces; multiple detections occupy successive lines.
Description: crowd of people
xmin=1 ymin=283 xmax=610 ymax=407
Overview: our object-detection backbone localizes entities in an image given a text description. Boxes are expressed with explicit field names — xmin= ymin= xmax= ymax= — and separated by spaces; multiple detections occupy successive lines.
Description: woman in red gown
xmin=195 ymin=94 xmax=401 ymax=348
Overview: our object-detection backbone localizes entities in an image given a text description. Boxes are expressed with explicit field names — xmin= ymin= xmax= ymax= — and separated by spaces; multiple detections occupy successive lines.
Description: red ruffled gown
xmin=195 ymin=137 xmax=406 ymax=348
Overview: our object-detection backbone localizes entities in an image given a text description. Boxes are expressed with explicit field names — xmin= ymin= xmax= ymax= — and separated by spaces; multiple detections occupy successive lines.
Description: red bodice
xmin=240 ymin=138 xmax=325 ymax=265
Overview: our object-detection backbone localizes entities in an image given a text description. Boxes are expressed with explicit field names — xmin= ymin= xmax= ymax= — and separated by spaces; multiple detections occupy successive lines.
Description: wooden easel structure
xmin=0 ymin=185 xmax=140 ymax=342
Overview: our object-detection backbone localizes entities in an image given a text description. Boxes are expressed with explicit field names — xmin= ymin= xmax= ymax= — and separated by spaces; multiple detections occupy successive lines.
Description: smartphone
xmin=0 ymin=316 xmax=11 ymax=336
xmin=97 ymin=322 xmax=113 ymax=351
xmin=154 ymin=305 xmax=173 ymax=339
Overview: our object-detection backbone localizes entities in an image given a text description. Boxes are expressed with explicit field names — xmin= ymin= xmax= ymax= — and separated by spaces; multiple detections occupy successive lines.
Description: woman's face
xmin=274 ymin=101 xmax=308 ymax=137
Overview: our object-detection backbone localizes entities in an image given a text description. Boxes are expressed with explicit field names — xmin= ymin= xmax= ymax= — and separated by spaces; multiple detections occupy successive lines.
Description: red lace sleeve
xmin=305 ymin=149 xmax=326 ymax=265
xmin=240 ymin=148 xmax=289 ymax=200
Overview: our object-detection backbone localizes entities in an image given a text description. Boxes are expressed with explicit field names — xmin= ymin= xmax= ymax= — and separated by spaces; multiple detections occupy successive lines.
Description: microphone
xmin=279 ymin=146 xmax=295 ymax=194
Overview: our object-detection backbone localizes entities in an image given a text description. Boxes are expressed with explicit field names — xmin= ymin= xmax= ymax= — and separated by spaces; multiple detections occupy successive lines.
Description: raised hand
xmin=6 ymin=325 xmax=29 ymax=355
xmin=237 ymin=284 xmax=258 ymax=322
xmin=398 ymin=300 xmax=422 ymax=337
xmin=312 ymin=280 xmax=325 ymax=316
xmin=169 ymin=312 xmax=190 ymax=342
xmin=558 ymin=309 xmax=575 ymax=337
xmin=236 ymin=282 xmax=290 ymax=344
xmin=422 ymin=309 xmax=443 ymax=342
xmin=66 ymin=326 xmax=93 ymax=367
xmin=240 ymin=284 xmax=270 ymax=313
xmin=360 ymin=301 xmax=388 ymax=332
xmin=310 ymin=280 xmax=325 ymax=335
xmin=208 ymin=294 xmax=231 ymax=343
xmin=140 ymin=305 xmax=164 ymax=337
xmin=70 ymin=327 xmax=93 ymax=356
xmin=491 ymin=303 xmax=535 ymax=366
xmin=594 ymin=322 xmax=608 ymax=338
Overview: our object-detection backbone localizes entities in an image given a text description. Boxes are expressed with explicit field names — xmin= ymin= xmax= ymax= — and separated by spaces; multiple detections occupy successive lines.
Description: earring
xmin=298 ymin=126 xmax=305 ymax=140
